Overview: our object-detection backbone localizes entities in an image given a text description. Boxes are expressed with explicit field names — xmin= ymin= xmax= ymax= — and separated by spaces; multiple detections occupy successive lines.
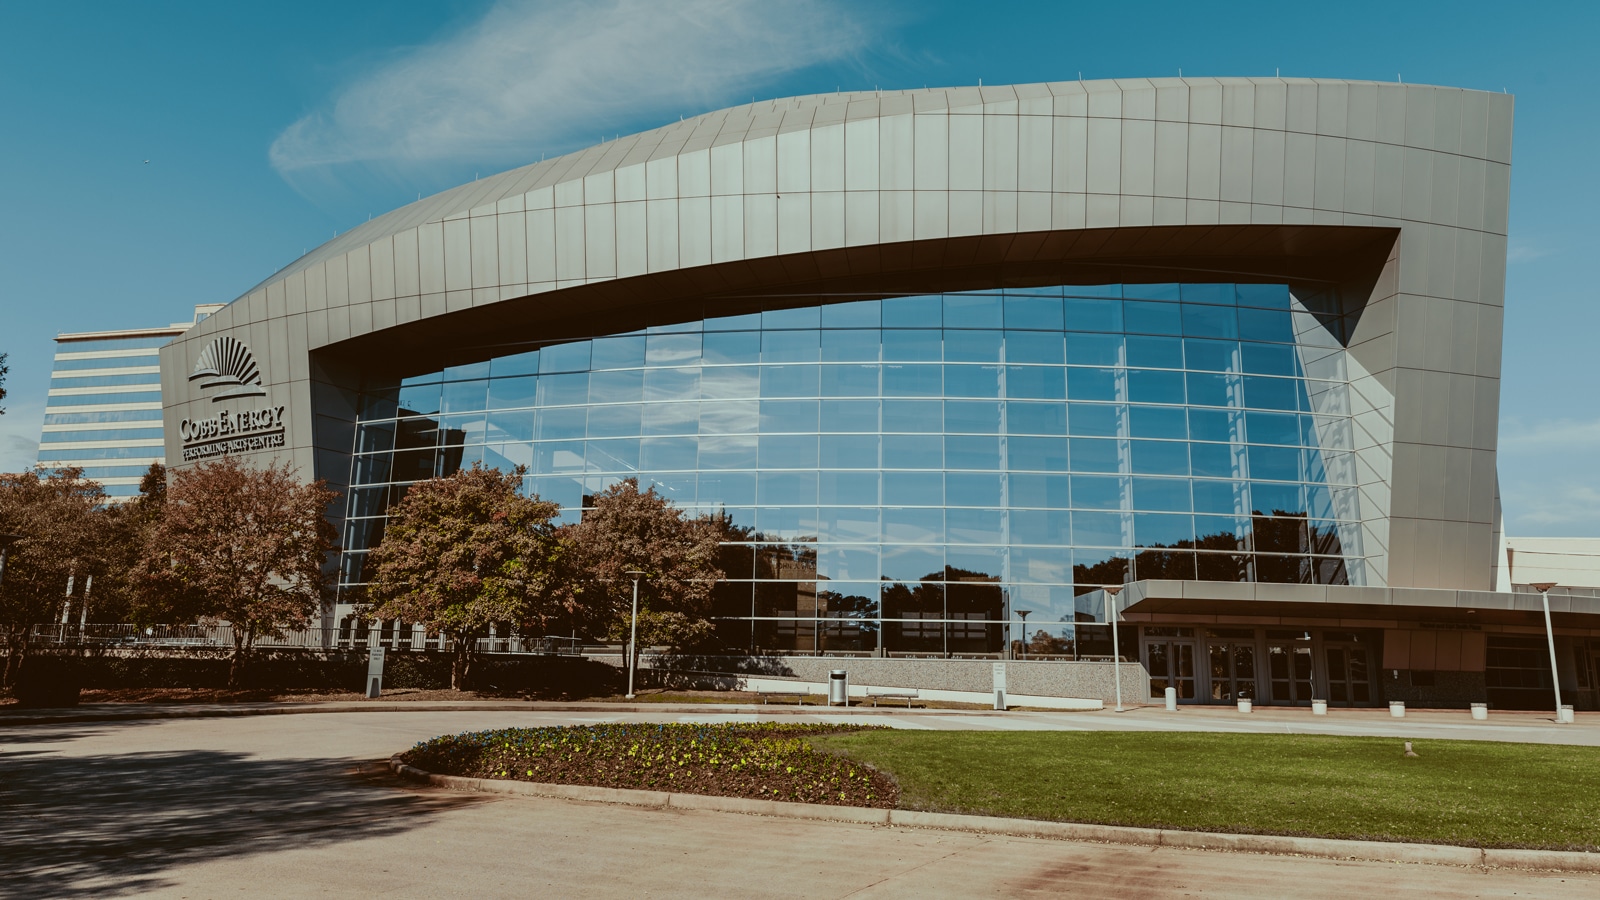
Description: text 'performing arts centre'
xmin=163 ymin=78 xmax=1600 ymax=709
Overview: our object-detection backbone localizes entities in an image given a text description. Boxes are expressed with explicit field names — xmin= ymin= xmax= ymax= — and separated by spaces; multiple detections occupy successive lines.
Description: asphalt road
xmin=3 ymin=709 xmax=1597 ymax=898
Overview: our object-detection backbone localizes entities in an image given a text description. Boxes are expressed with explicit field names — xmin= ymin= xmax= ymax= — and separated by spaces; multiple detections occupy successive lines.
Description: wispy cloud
xmin=1506 ymin=237 xmax=1555 ymax=264
xmin=1497 ymin=417 xmax=1600 ymax=451
xmin=270 ymin=0 xmax=876 ymax=175
xmin=1498 ymin=416 xmax=1600 ymax=535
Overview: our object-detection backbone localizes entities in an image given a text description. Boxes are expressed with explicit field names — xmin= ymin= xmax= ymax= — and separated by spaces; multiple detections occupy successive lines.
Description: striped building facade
xmin=37 ymin=305 xmax=223 ymax=499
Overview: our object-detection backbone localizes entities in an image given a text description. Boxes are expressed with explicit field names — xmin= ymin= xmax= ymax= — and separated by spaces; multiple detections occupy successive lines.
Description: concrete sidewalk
xmin=5 ymin=698 xmax=1598 ymax=745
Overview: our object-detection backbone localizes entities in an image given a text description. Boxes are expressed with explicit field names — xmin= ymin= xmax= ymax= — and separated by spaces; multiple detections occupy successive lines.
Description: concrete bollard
xmin=1471 ymin=703 xmax=1488 ymax=721
xmin=1237 ymin=698 xmax=1252 ymax=713
xmin=1390 ymin=701 xmax=1406 ymax=718
xmin=1312 ymin=699 xmax=1328 ymax=715
xmin=1165 ymin=687 xmax=1177 ymax=712
xmin=1559 ymin=705 xmax=1575 ymax=724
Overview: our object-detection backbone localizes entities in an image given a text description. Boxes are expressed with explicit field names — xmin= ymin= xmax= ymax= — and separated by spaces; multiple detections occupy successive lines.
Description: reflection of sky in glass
xmin=340 ymin=284 xmax=1364 ymax=651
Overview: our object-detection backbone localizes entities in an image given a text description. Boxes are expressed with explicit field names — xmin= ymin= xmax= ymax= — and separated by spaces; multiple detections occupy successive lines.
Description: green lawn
xmin=810 ymin=731 xmax=1600 ymax=851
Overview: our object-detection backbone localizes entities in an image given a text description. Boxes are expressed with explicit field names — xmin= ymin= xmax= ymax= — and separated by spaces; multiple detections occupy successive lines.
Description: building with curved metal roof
xmin=160 ymin=78 xmax=1600 ymax=710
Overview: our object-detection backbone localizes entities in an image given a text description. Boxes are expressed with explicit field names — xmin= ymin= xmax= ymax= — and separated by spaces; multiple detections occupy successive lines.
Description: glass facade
xmin=340 ymin=283 xmax=1364 ymax=655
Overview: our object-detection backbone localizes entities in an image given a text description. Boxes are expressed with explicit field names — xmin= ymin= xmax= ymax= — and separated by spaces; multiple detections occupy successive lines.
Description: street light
xmin=1016 ymin=609 xmax=1032 ymax=660
xmin=1530 ymin=582 xmax=1566 ymax=723
xmin=1103 ymin=585 xmax=1126 ymax=712
xmin=625 ymin=569 xmax=647 ymax=700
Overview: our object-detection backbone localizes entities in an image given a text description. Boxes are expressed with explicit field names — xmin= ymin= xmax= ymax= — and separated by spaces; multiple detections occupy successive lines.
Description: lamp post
xmin=1016 ymin=609 xmax=1032 ymax=660
xmin=1103 ymin=585 xmax=1125 ymax=712
xmin=625 ymin=569 xmax=646 ymax=700
xmin=1530 ymin=582 xmax=1566 ymax=723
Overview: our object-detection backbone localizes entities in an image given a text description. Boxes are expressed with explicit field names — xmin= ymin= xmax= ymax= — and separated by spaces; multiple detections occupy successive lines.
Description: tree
xmin=0 ymin=351 xmax=8 ymax=415
xmin=557 ymin=479 xmax=724 ymax=658
xmin=361 ymin=465 xmax=562 ymax=690
xmin=0 ymin=467 xmax=111 ymax=685
xmin=145 ymin=456 xmax=337 ymax=686
xmin=99 ymin=464 xmax=198 ymax=625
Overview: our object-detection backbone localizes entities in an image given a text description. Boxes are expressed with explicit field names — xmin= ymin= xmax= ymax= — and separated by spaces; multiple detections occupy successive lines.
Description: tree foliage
xmin=556 ymin=478 xmax=724 ymax=651
xmin=361 ymin=464 xmax=562 ymax=690
xmin=0 ymin=467 xmax=110 ymax=684
xmin=0 ymin=351 xmax=8 ymax=415
xmin=142 ymin=456 xmax=338 ymax=685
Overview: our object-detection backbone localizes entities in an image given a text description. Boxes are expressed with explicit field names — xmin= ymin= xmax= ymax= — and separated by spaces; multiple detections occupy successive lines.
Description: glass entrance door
xmin=1323 ymin=644 xmax=1373 ymax=706
xmin=1267 ymin=644 xmax=1315 ymax=704
xmin=1208 ymin=643 xmax=1256 ymax=702
xmin=1145 ymin=641 xmax=1197 ymax=700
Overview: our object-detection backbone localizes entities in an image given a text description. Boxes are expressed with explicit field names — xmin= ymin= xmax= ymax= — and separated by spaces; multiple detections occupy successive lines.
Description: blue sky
xmin=1 ymin=0 xmax=1596 ymax=535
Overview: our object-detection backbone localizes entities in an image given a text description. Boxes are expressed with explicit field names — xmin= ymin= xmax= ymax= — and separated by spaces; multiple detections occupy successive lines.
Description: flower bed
xmin=401 ymin=723 xmax=898 ymax=808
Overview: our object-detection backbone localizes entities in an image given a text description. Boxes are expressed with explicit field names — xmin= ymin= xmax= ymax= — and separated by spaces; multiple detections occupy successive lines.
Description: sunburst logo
xmin=189 ymin=336 xmax=266 ymax=401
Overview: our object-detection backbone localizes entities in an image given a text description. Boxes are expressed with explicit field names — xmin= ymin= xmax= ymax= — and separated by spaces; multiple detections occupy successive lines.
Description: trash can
xmin=829 ymin=669 xmax=848 ymax=706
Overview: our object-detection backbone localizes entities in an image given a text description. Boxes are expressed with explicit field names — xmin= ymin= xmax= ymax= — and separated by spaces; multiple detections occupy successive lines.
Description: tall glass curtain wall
xmin=342 ymin=283 xmax=1361 ymax=655
xmin=38 ymin=335 xmax=171 ymax=498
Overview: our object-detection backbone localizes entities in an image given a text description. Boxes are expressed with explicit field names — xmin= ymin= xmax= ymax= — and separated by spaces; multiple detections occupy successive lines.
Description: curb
xmin=0 ymin=700 xmax=1010 ymax=726
xmin=387 ymin=757 xmax=1600 ymax=874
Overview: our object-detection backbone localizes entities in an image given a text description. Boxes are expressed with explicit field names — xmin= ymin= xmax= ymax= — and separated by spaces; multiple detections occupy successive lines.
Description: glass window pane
xmin=1069 ymin=437 xmax=1120 ymax=473
xmin=760 ymin=399 xmax=819 ymax=433
xmin=1005 ymin=330 xmax=1065 ymax=364
xmin=820 ymin=364 xmax=879 ymax=397
xmin=762 ymin=330 xmax=819 ymax=363
xmin=703 ymin=331 xmax=761 ymax=364
xmin=591 ymin=335 xmax=646 ymax=369
xmin=1009 ymin=473 xmax=1071 ymax=508
xmin=1132 ymin=477 xmax=1192 ymax=512
xmin=1242 ymin=342 xmax=1298 ymax=375
xmin=1064 ymin=298 xmax=1123 ymax=332
xmin=699 ymin=471 xmax=756 ymax=506
xmin=699 ymin=399 xmax=758 ymax=435
xmin=944 ymin=294 xmax=1004 ymax=329
xmin=1237 ymin=309 xmax=1295 ymax=344
xmin=945 ymin=435 xmax=1001 ymax=470
xmin=701 ymin=365 xmax=759 ymax=399
xmin=641 ymin=401 xmax=697 ymax=436
xmin=1135 ymin=513 xmax=1195 ymax=547
xmin=1246 ymin=411 xmax=1301 ymax=446
xmin=1131 ymin=439 xmax=1189 ymax=475
xmin=540 ymin=341 xmax=591 ymax=373
xmin=586 ymin=403 xmax=642 ymax=437
xmin=882 ymin=433 xmax=942 ymax=469
xmin=881 ymin=295 xmax=942 ymax=327
xmin=1004 ymin=295 xmax=1064 ymax=330
xmin=819 ymin=472 xmax=879 ymax=506
xmin=1008 ymin=400 xmax=1067 ymax=436
xmin=1123 ymin=300 xmax=1184 ymax=336
xmin=882 ymin=329 xmax=942 ymax=361
xmin=1007 ymin=436 xmax=1069 ymax=472
xmin=762 ymin=306 xmax=820 ymax=329
xmin=1184 ymin=339 xmax=1238 ymax=372
xmin=944 ymin=329 xmax=1002 ymax=362
xmin=1072 ymin=512 xmax=1126 ymax=547
xmin=1066 ymin=333 xmax=1123 ymax=366
xmin=946 ymin=473 xmax=1002 ymax=507
xmin=1191 ymin=442 xmax=1241 ymax=478
xmin=882 ymin=399 xmax=941 ymax=432
xmin=1236 ymin=283 xmax=1291 ymax=309
xmin=883 ymin=471 xmax=943 ymax=506
xmin=1067 ymin=367 xmax=1119 ymax=401
xmin=1182 ymin=304 xmax=1239 ymax=338
xmin=945 ymin=364 xmax=1001 ymax=397
xmin=1071 ymin=475 xmax=1124 ymax=509
xmin=1125 ymin=335 xmax=1184 ymax=368
xmin=759 ymin=434 xmax=818 ymax=468
xmin=1243 ymin=376 xmax=1300 ymax=410
xmin=1182 ymin=283 xmax=1234 ymax=305
xmin=821 ymin=299 xmax=880 ymax=328
xmin=700 ymin=433 xmax=757 ymax=468
xmin=1130 ymin=405 xmax=1188 ymax=439
xmin=539 ymin=407 xmax=587 ymax=440
xmin=760 ymin=365 xmax=819 ymax=398
xmin=945 ymin=400 xmax=1001 ymax=433
xmin=821 ymin=329 xmax=880 ymax=362
xmin=588 ymin=369 xmax=644 ymax=403
xmin=1068 ymin=403 xmax=1121 ymax=437
xmin=487 ymin=376 xmax=537 ymax=409
xmin=820 ymin=434 xmax=878 ymax=469
xmin=1005 ymin=365 xmax=1066 ymax=400
xmin=758 ymin=471 xmax=818 ymax=505
xmin=1128 ymin=369 xmax=1186 ymax=404
xmin=882 ymin=364 xmax=942 ymax=397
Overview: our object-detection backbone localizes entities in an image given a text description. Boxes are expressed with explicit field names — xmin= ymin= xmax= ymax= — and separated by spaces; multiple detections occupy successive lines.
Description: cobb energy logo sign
xmin=182 ymin=337 xmax=286 ymax=461
xmin=189 ymin=336 xmax=266 ymax=400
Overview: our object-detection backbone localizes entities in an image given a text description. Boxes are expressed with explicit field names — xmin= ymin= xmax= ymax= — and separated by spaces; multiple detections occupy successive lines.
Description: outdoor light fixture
xmin=1530 ymin=582 xmax=1567 ymax=723
xmin=625 ymin=570 xmax=647 ymax=700
xmin=1103 ymin=585 xmax=1126 ymax=712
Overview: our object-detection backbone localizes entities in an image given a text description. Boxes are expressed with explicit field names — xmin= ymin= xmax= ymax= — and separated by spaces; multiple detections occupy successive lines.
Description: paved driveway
xmin=3 ymin=710 xmax=1597 ymax=898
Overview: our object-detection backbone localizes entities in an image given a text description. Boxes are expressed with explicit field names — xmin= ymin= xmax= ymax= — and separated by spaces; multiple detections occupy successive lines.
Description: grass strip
xmin=403 ymin=723 xmax=897 ymax=807
xmin=809 ymin=730 xmax=1600 ymax=851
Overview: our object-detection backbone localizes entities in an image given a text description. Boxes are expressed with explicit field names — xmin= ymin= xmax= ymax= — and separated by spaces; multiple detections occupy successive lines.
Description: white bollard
xmin=1312 ymin=699 xmax=1328 ymax=715
xmin=1390 ymin=701 xmax=1406 ymax=718
xmin=1471 ymin=703 xmax=1488 ymax=721
xmin=1237 ymin=698 xmax=1252 ymax=713
xmin=1165 ymin=686 xmax=1177 ymax=712
xmin=1559 ymin=705 xmax=1575 ymax=724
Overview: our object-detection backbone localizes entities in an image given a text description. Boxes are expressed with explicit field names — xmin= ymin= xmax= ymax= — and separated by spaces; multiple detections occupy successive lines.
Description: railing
xmin=21 ymin=624 xmax=587 ymax=656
